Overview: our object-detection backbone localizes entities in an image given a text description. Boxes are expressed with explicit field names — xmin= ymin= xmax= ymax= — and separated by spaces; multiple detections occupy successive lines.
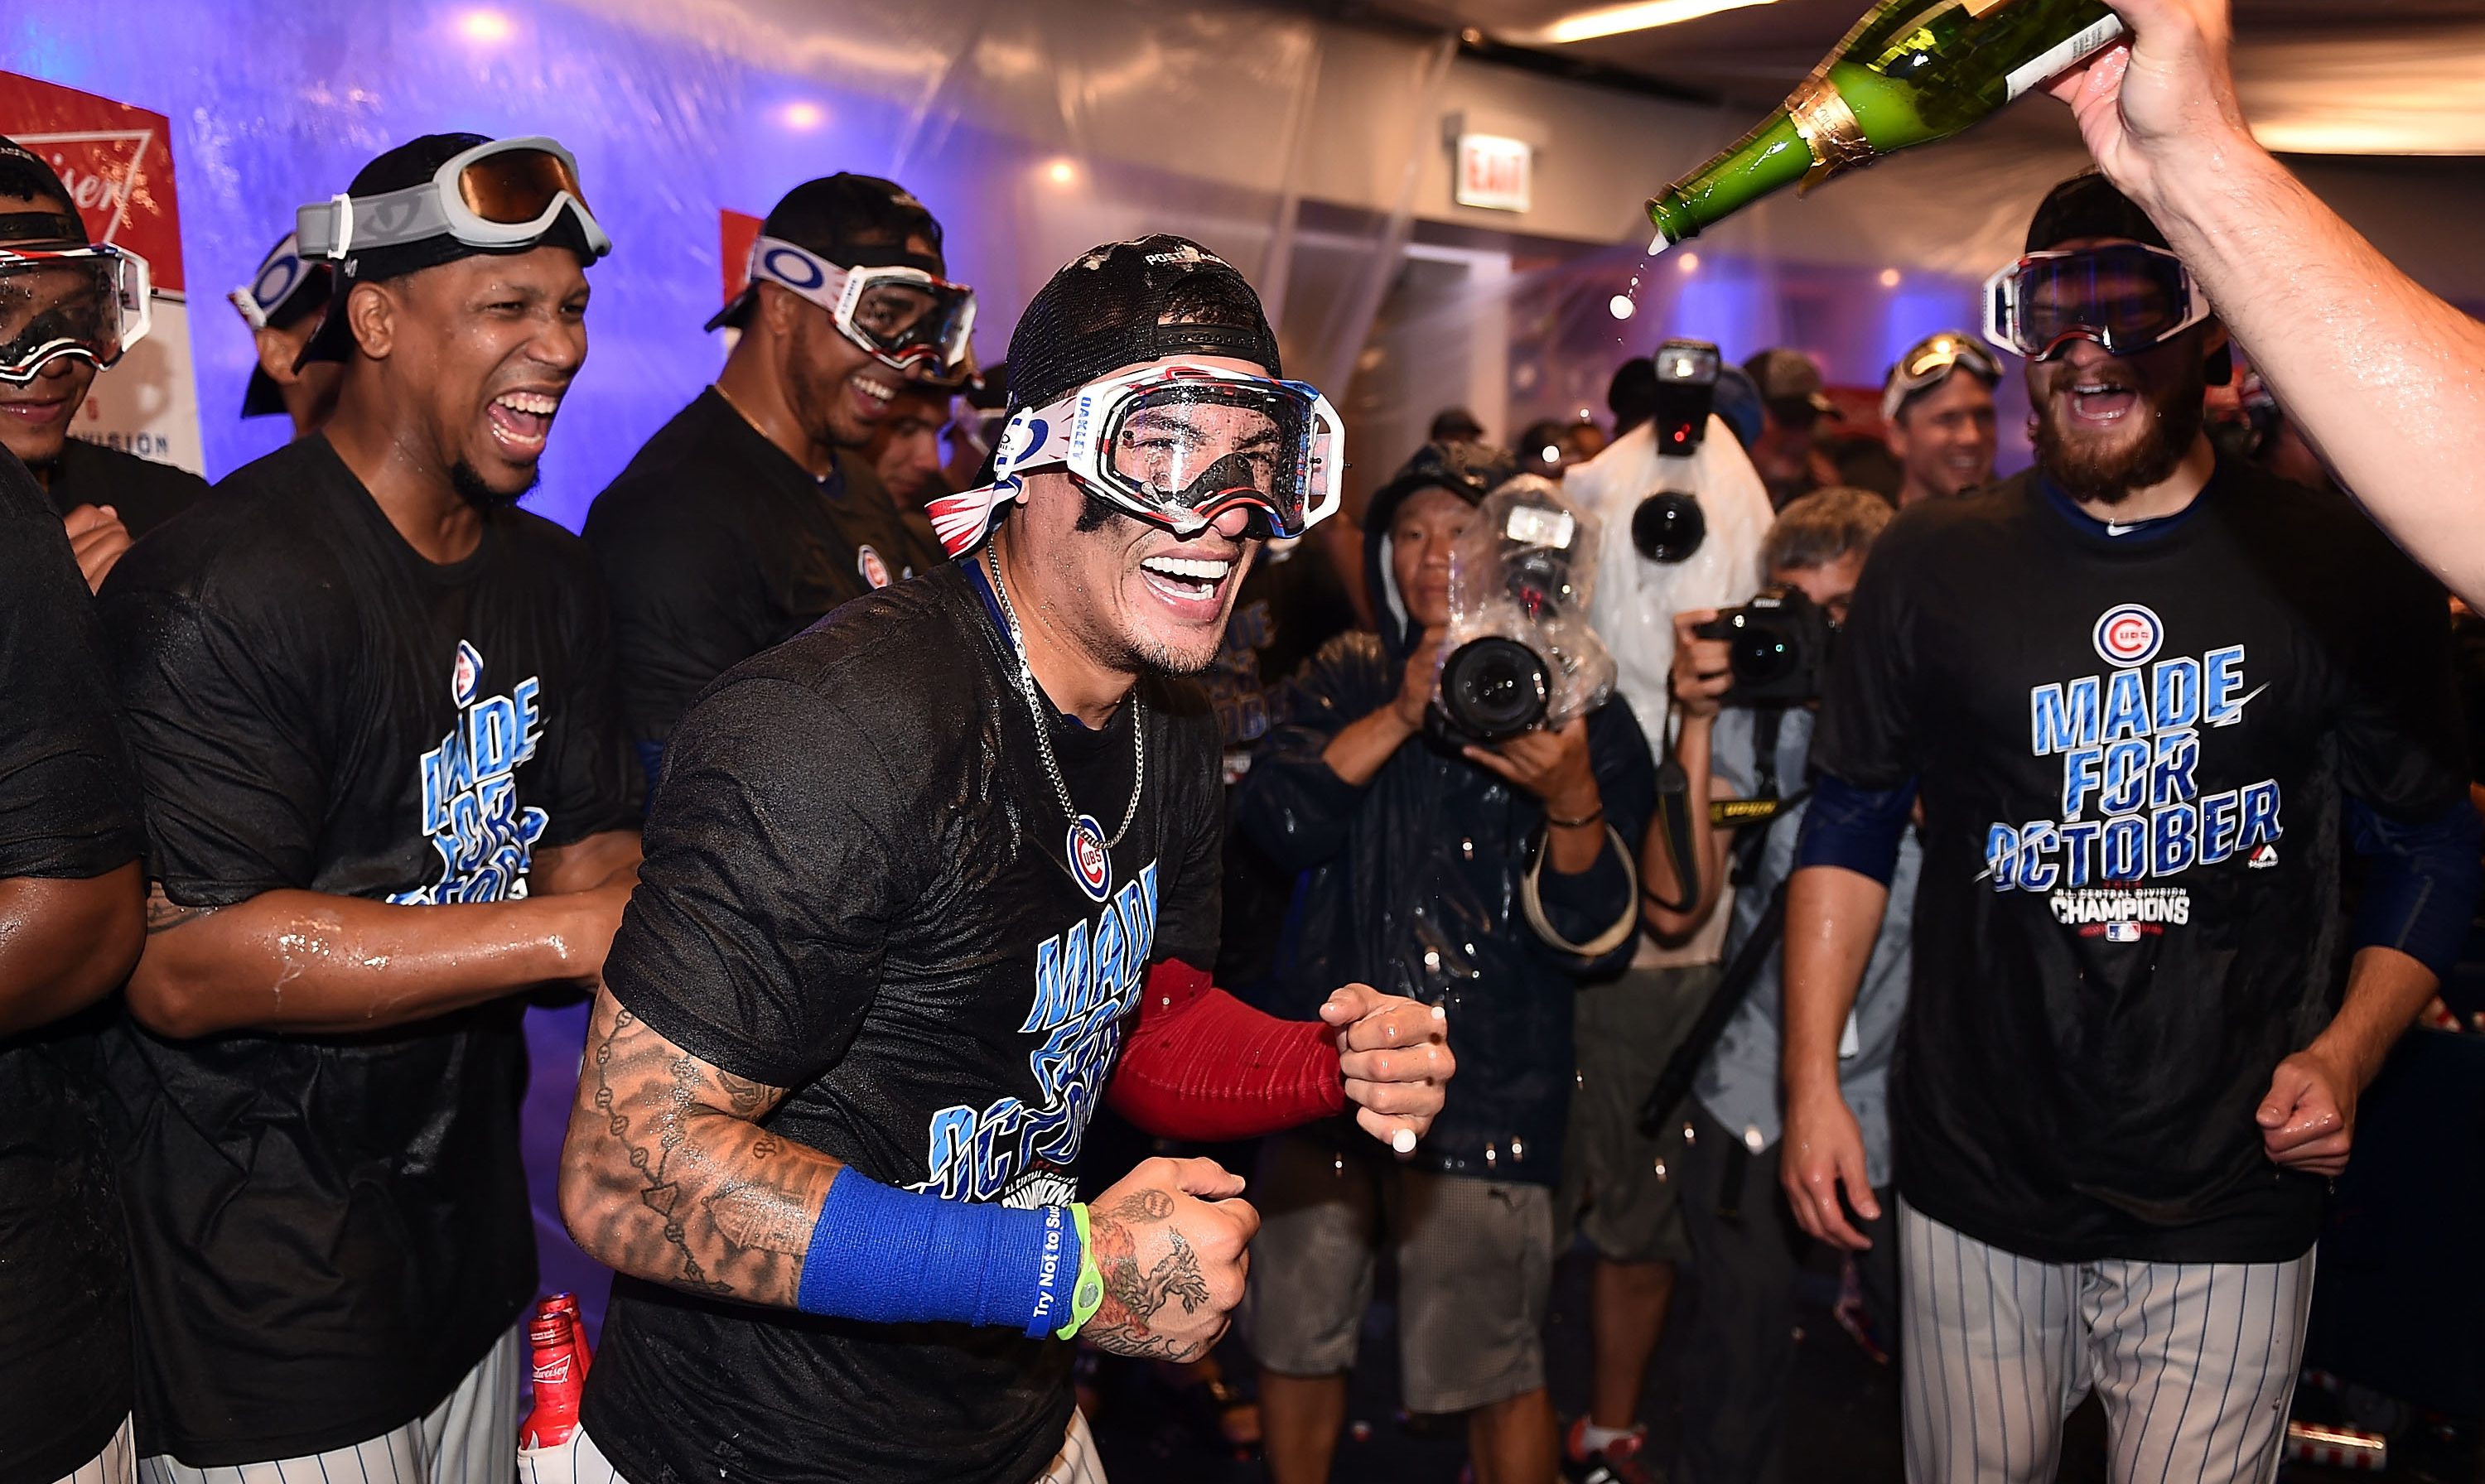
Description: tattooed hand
xmin=1080 ymin=1157 xmax=1257 ymax=1362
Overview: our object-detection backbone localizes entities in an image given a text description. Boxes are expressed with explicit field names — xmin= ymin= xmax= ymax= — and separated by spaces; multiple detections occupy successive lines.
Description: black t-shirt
xmin=585 ymin=388 xmax=949 ymax=754
xmin=581 ymin=560 xmax=1223 ymax=1484
xmin=41 ymin=436 xmax=211 ymax=540
xmin=1200 ymin=539 xmax=1359 ymax=993
xmin=0 ymin=452 xmax=147 ymax=1484
xmin=94 ymin=435 xmax=639 ymax=1463
xmin=1813 ymin=463 xmax=2466 ymax=1263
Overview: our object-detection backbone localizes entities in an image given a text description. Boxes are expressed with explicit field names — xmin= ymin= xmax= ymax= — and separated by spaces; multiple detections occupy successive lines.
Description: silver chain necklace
xmin=985 ymin=549 xmax=1146 ymax=849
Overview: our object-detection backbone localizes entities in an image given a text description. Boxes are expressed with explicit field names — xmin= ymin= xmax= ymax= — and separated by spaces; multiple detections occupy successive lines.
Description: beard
xmin=2035 ymin=359 xmax=2208 ymax=507
xmin=451 ymin=458 xmax=537 ymax=512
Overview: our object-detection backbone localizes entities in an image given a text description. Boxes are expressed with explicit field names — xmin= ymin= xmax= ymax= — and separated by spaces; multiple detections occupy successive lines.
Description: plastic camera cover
xmin=1439 ymin=474 xmax=1617 ymax=733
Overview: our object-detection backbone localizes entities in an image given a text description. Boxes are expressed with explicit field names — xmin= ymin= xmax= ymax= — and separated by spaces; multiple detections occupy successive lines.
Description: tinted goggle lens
xmin=456 ymin=148 xmax=587 ymax=225
xmin=1900 ymin=336 xmax=1995 ymax=385
xmin=852 ymin=277 xmax=971 ymax=361
xmin=2004 ymin=247 xmax=2193 ymax=355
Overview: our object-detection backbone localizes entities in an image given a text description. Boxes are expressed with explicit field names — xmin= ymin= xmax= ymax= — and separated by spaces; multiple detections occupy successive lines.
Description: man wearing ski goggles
xmin=0 ymin=134 xmax=206 ymax=590
xmin=1880 ymin=330 xmax=2000 ymax=507
xmin=935 ymin=357 xmax=1341 ymax=556
xmin=586 ymin=172 xmax=966 ymax=781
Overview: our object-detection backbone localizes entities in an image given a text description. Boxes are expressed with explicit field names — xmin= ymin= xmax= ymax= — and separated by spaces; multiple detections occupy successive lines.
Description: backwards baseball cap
xmin=1744 ymin=347 xmax=1838 ymax=422
xmin=1006 ymin=234 xmax=1283 ymax=412
xmin=2025 ymin=169 xmax=2169 ymax=253
xmin=708 ymin=173 xmax=944 ymax=333
xmin=231 ymin=232 xmax=334 ymax=417
xmin=297 ymin=132 xmax=608 ymax=366
xmin=0 ymin=136 xmax=79 ymax=235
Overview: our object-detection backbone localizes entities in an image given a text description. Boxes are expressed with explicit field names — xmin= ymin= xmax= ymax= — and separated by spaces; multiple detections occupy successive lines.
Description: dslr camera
xmin=1429 ymin=475 xmax=1617 ymax=748
xmin=1631 ymin=339 xmax=1721 ymax=565
xmin=1694 ymin=585 xmax=1836 ymax=706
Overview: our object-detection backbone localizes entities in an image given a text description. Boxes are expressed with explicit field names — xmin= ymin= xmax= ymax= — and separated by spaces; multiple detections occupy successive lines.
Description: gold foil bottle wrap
xmin=1788 ymin=75 xmax=1877 ymax=192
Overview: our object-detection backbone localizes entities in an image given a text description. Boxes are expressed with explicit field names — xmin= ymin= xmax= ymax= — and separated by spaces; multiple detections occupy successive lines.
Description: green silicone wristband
xmin=1055 ymin=1203 xmax=1107 ymax=1341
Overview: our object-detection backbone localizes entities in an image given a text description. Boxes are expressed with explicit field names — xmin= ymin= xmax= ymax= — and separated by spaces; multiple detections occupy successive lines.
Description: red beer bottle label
xmin=519 ymin=1295 xmax=586 ymax=1449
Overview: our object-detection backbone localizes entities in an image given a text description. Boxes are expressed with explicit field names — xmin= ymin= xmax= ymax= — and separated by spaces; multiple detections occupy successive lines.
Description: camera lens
xmin=1632 ymin=491 xmax=1706 ymax=564
xmin=1439 ymin=637 xmax=1550 ymax=743
xmin=1730 ymin=625 xmax=1797 ymax=686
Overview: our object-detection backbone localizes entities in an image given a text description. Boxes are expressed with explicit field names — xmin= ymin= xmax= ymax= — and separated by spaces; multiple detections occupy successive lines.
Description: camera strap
xmin=1638 ymin=875 xmax=1788 ymax=1136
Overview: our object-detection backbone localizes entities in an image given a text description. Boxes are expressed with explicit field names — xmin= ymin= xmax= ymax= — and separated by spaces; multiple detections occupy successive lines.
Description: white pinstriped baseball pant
xmin=53 ymin=1416 xmax=134 ymax=1484
xmin=538 ymin=1412 xmax=1112 ymax=1484
xmin=136 ymin=1324 xmax=522 ymax=1484
xmin=1899 ymin=1201 xmax=2315 ymax=1484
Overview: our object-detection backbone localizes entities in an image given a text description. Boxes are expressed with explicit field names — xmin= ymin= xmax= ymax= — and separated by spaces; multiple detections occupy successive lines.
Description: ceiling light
xmin=455 ymin=8 xmax=514 ymax=42
xmin=1527 ymin=0 xmax=1774 ymax=46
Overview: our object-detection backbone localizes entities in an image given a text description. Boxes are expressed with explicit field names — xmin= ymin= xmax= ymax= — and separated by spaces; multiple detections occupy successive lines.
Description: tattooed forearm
xmin=144 ymin=882 xmax=220 ymax=935
xmin=557 ymin=989 xmax=843 ymax=1308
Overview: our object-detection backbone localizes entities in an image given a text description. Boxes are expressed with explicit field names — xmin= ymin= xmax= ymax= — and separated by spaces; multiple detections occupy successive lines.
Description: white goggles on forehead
xmin=929 ymin=361 xmax=1344 ymax=557
xmin=296 ymin=136 xmax=611 ymax=263
xmin=0 ymin=240 xmax=152 ymax=384
xmin=743 ymin=234 xmax=977 ymax=384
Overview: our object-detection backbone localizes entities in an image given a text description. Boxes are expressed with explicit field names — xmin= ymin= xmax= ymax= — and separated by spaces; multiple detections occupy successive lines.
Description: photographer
xmin=1562 ymin=340 xmax=1773 ymax=1484
xmin=1238 ymin=441 xmax=1652 ymax=1484
xmin=1643 ymin=489 xmax=1917 ymax=1484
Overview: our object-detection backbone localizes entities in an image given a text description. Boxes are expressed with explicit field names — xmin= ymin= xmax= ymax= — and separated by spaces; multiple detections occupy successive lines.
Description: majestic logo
xmin=2092 ymin=603 xmax=2164 ymax=667
xmin=392 ymin=642 xmax=549 ymax=906
xmin=918 ymin=863 xmax=1162 ymax=1201
xmin=856 ymin=544 xmax=893 ymax=590
xmin=1067 ymin=815 xmax=1112 ymax=902
xmin=2247 ymin=842 xmax=2280 ymax=870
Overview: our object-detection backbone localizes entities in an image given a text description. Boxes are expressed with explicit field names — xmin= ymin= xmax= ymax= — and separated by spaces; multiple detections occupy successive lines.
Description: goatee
xmin=451 ymin=458 xmax=538 ymax=512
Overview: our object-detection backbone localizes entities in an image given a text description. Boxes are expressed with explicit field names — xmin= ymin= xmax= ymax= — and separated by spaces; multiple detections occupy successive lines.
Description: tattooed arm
xmin=123 ymin=831 xmax=637 ymax=1039
xmin=0 ymin=863 xmax=144 ymax=1038
xmin=557 ymin=984 xmax=841 ymax=1307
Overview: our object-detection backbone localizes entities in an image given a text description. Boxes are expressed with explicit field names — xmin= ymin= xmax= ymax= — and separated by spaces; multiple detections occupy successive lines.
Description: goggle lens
xmin=456 ymin=147 xmax=588 ymax=225
xmin=0 ymin=257 xmax=128 ymax=378
xmin=2000 ymin=245 xmax=2198 ymax=358
xmin=1108 ymin=384 xmax=1307 ymax=528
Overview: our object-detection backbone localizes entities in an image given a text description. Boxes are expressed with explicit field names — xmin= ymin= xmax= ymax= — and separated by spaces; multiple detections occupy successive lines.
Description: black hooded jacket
xmin=1234 ymin=472 xmax=1654 ymax=1185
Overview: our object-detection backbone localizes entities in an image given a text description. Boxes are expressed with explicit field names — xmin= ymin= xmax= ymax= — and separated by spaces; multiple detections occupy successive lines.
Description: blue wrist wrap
xmin=794 ymin=1172 xmax=1082 ymax=1338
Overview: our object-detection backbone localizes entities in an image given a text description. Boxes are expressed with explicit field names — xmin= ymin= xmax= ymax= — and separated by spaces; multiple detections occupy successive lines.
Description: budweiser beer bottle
xmin=519 ymin=1294 xmax=590 ymax=1450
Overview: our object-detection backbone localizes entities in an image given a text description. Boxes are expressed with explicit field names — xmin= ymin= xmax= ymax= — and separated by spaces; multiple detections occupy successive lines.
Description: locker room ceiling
xmin=1343 ymin=0 xmax=2485 ymax=154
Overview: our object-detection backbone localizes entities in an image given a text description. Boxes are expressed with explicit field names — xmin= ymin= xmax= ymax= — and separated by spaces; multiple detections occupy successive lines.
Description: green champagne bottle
xmin=1645 ymin=0 xmax=2126 ymax=250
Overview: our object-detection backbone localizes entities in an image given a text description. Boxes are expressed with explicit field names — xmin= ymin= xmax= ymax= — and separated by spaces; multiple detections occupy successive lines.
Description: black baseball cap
xmin=1744 ymin=347 xmax=1839 ymax=422
xmin=2027 ymin=170 xmax=2169 ymax=253
xmin=1006 ymin=235 xmax=1281 ymax=412
xmin=0 ymin=135 xmax=86 ymax=245
xmin=707 ymin=172 xmax=945 ymax=332
xmin=1366 ymin=439 xmax=1521 ymax=536
xmin=298 ymin=132 xmax=603 ymax=367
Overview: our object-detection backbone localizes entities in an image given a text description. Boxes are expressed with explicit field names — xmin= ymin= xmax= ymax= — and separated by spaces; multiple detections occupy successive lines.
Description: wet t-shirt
xmin=40 ymin=436 xmax=210 ymax=541
xmin=582 ymin=560 xmax=1222 ymax=1484
xmin=1812 ymin=463 xmax=2466 ymax=1262
xmin=0 ymin=451 xmax=147 ymax=1484
xmin=95 ymin=435 xmax=638 ymax=1462
xmin=585 ymin=388 xmax=947 ymax=759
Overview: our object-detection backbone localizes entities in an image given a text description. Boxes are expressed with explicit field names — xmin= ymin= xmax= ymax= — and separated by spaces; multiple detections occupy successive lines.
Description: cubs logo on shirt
xmin=1067 ymin=815 xmax=1112 ymax=902
xmin=2092 ymin=603 xmax=2163 ymax=667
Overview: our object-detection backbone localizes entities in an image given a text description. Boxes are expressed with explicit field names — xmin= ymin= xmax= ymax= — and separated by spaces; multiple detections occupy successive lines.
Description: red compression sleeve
xmin=1106 ymin=960 xmax=1345 ymax=1141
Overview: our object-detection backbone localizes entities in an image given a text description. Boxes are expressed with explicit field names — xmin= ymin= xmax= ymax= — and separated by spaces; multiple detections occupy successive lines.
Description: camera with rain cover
xmin=1428 ymin=475 xmax=1617 ymax=749
xmin=1631 ymin=339 xmax=1721 ymax=565
xmin=1695 ymin=585 xmax=1836 ymax=706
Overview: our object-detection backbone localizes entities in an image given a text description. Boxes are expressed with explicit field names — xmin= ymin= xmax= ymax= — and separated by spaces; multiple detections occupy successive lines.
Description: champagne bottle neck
xmin=1646 ymin=110 xmax=1812 ymax=249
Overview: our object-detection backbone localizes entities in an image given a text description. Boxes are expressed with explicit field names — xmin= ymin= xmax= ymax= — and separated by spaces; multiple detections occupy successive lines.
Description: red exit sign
xmin=1455 ymin=133 xmax=1532 ymax=213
